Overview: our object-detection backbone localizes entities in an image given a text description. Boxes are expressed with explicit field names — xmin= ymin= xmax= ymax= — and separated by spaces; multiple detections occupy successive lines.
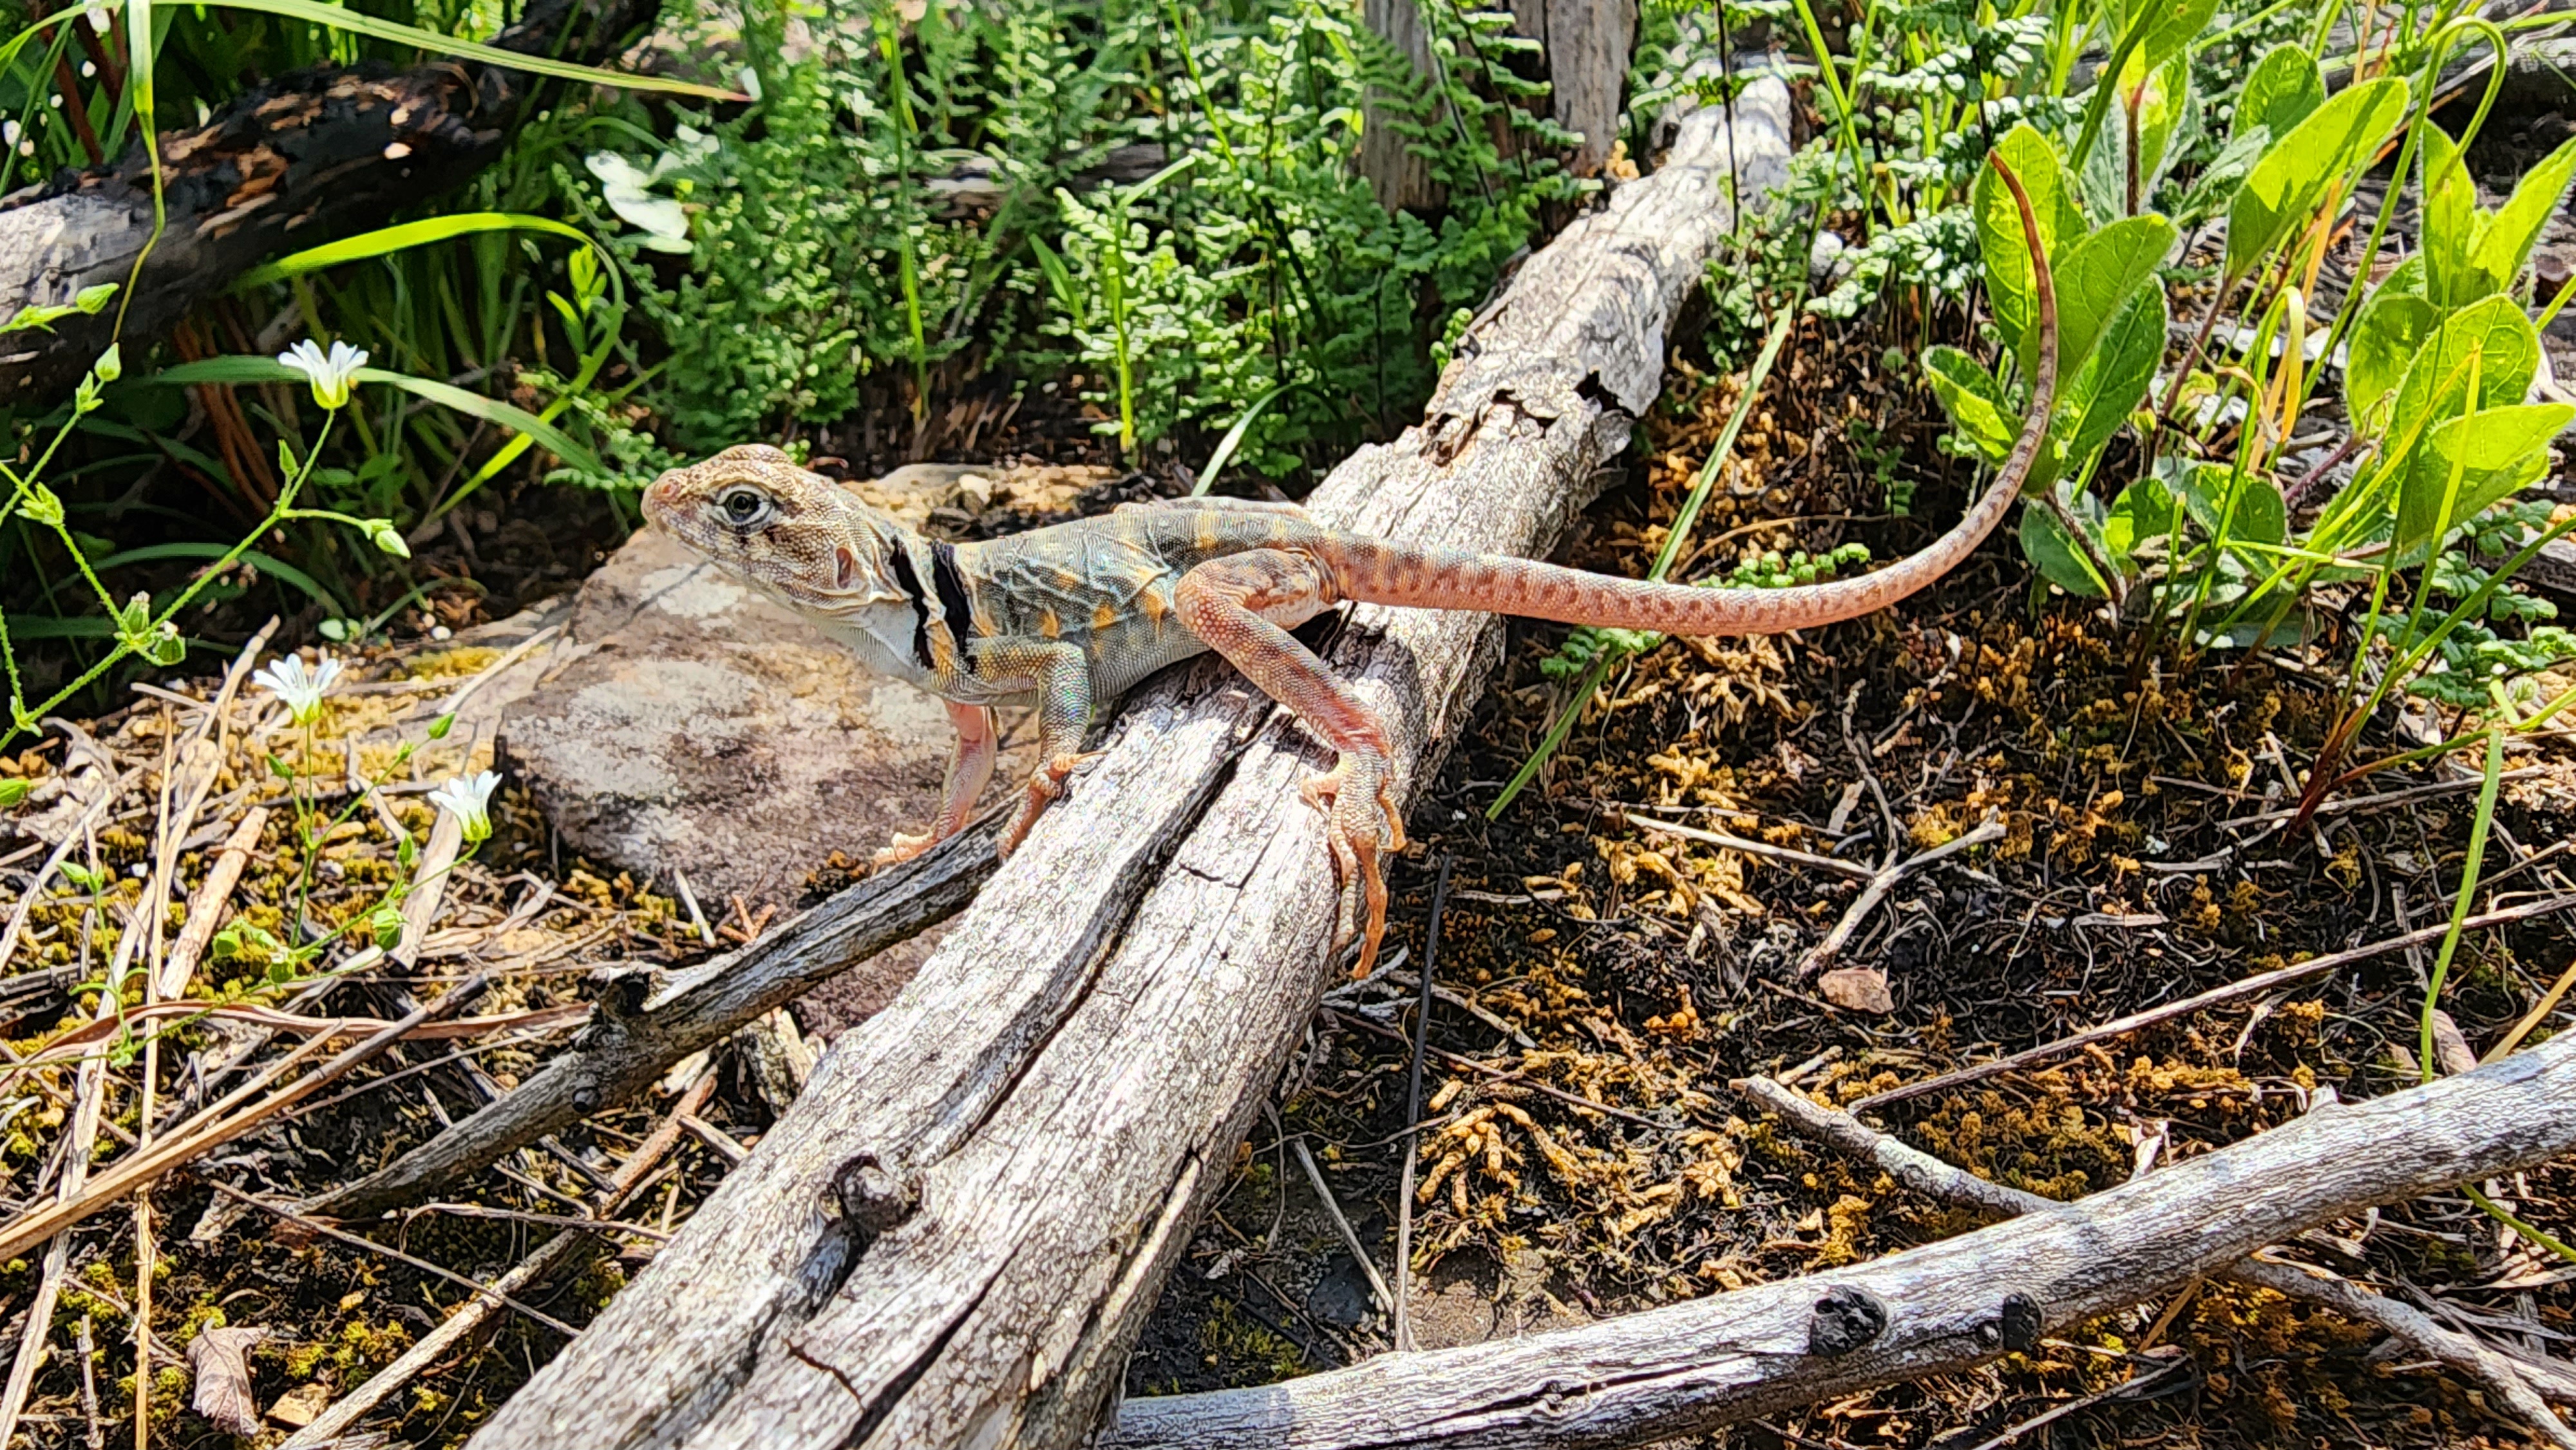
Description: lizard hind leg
xmin=1174 ymin=551 xmax=1403 ymax=979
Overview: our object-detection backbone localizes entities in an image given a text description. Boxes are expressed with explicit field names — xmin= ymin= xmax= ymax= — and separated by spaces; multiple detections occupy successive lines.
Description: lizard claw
xmin=998 ymin=751 xmax=1105 ymax=859
xmin=1300 ymin=752 xmax=1403 ymax=979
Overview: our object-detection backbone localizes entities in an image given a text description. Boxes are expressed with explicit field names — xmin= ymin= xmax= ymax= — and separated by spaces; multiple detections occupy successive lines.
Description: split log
xmin=468 ymin=76 xmax=1795 ymax=1450
xmin=1105 ymin=1031 xmax=2576 ymax=1450
xmin=0 ymin=0 xmax=663 ymax=408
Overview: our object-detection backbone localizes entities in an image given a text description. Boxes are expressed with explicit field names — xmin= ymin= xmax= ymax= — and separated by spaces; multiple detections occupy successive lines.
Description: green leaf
xmin=2021 ymin=491 xmax=2112 ymax=596
xmin=2469 ymin=131 xmax=2576 ymax=301
xmin=1922 ymin=345 xmax=2015 ymax=462
xmin=2418 ymin=125 xmax=2483 ymax=308
xmin=2049 ymin=283 xmax=2168 ymax=482
xmin=184 ymin=0 xmax=743 ymax=98
xmin=2385 ymin=296 xmax=2541 ymax=469
xmin=153 ymin=359 xmax=604 ymax=477
xmin=2128 ymin=0 xmax=2219 ymax=74
xmin=2105 ymin=475 xmax=2178 ymax=559
xmin=2396 ymin=403 xmax=2573 ymax=552
xmin=2044 ymin=213 xmax=2177 ymax=383
xmin=2181 ymin=464 xmax=2284 ymax=546
xmin=2230 ymin=44 xmax=2322 ymax=147
xmin=2226 ymin=77 xmax=2408 ymax=283
xmin=236 ymin=213 xmax=598 ymax=290
xmin=2134 ymin=55 xmax=2196 ymax=200
xmin=1975 ymin=124 xmax=2087 ymax=362
xmin=2345 ymin=285 xmax=2441 ymax=431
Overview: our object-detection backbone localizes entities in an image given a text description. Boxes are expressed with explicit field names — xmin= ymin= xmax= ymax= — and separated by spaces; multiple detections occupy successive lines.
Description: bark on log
xmin=1359 ymin=0 xmax=1640 ymax=212
xmin=468 ymin=77 xmax=1794 ymax=1450
xmin=1105 ymin=1031 xmax=2576 ymax=1450
xmin=0 ymin=0 xmax=661 ymax=407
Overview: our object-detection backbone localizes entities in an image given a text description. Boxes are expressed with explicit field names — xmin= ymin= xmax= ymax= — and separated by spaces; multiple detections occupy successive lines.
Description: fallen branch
xmin=1104 ymin=1030 xmax=2576 ymax=1449
xmin=0 ymin=0 xmax=665 ymax=407
xmin=1848 ymin=893 xmax=2576 ymax=1111
xmin=1799 ymin=817 xmax=2006 ymax=977
xmin=469 ymin=78 xmax=1799 ymax=1450
xmin=303 ymin=814 xmax=1001 ymax=1219
xmin=1732 ymin=1076 xmax=2576 ymax=1450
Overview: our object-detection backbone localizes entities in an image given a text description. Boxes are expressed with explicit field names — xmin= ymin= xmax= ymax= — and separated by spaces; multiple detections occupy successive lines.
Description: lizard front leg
xmin=965 ymin=638 xmax=1099 ymax=858
xmin=1174 ymin=550 xmax=1403 ymax=978
xmin=872 ymin=700 xmax=999 ymax=866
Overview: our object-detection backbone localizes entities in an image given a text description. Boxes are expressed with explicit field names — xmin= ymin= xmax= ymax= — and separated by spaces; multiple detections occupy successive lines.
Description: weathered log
xmin=468 ymin=77 xmax=1795 ymax=1450
xmin=0 ymin=0 xmax=661 ymax=407
xmin=1105 ymin=1031 xmax=2576 ymax=1450
xmin=302 ymin=814 xmax=1003 ymax=1221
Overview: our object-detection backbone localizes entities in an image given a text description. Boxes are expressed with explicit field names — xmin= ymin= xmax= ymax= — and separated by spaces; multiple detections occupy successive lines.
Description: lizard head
xmin=642 ymin=444 xmax=914 ymax=621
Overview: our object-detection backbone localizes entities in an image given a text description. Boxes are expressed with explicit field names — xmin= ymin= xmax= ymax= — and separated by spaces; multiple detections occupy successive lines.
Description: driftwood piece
xmin=0 ymin=0 xmax=661 ymax=407
xmin=1106 ymin=1031 xmax=2576 ymax=1449
xmin=468 ymin=78 xmax=1795 ymax=1450
xmin=303 ymin=815 xmax=1001 ymax=1220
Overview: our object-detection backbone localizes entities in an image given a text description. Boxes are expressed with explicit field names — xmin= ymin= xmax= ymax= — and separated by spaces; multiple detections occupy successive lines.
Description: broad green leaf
xmin=152 ymin=359 xmax=605 ymax=476
xmin=2128 ymin=0 xmax=2219 ymax=76
xmin=2226 ymin=77 xmax=2408 ymax=282
xmin=2050 ymin=284 xmax=2168 ymax=480
xmin=2136 ymin=56 xmax=2196 ymax=200
xmin=236 ymin=214 xmax=598 ymax=288
xmin=2230 ymin=44 xmax=2322 ymax=147
xmin=2181 ymin=464 xmax=2284 ymax=546
xmin=2345 ymin=287 xmax=2441 ymax=431
xmin=1922 ymin=345 xmax=2016 ymax=462
xmin=2470 ymin=131 xmax=2576 ymax=300
xmin=2043 ymin=213 xmax=2177 ymax=382
xmin=2385 ymin=296 xmax=2541 ymax=467
xmin=2396 ymin=402 xmax=2574 ymax=551
xmin=2418 ymin=126 xmax=2483 ymax=307
xmin=2105 ymin=475 xmax=2178 ymax=559
xmin=2021 ymin=491 xmax=2113 ymax=596
xmin=188 ymin=0 xmax=743 ymax=98
xmin=1975 ymin=125 xmax=2087 ymax=361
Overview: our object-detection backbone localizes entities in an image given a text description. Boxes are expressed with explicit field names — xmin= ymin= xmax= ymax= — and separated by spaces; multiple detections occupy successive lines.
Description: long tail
xmin=1329 ymin=153 xmax=2060 ymax=638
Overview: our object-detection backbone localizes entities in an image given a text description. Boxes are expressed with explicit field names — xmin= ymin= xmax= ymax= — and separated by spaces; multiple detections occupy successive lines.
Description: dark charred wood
xmin=0 ymin=0 xmax=662 ymax=407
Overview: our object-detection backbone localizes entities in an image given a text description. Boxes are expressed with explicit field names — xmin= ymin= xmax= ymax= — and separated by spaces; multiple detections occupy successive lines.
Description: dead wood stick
xmin=1105 ymin=1030 xmax=2576 ymax=1449
xmin=0 ymin=975 xmax=488 ymax=1262
xmin=1850 ymin=892 xmax=2576 ymax=1111
xmin=1800 ymin=818 xmax=2005 ymax=977
xmin=1733 ymin=1076 xmax=2576 ymax=1449
xmin=277 ymin=1067 xmax=720 ymax=1450
xmin=1617 ymin=811 xmax=1879 ymax=882
xmin=1293 ymin=1138 xmax=1394 ymax=1314
xmin=301 ymin=814 xmax=1002 ymax=1220
xmin=155 ymin=807 xmax=269 ymax=999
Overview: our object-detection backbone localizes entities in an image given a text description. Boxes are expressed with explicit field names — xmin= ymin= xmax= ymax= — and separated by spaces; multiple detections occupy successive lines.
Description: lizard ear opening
xmin=835 ymin=545 xmax=860 ymax=592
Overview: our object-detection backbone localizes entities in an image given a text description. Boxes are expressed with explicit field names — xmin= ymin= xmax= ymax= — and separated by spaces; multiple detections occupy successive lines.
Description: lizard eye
xmin=717 ymin=487 xmax=773 ymax=528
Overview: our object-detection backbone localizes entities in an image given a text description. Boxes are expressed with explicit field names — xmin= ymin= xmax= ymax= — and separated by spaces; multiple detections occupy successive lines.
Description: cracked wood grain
xmin=468 ymin=76 xmax=1794 ymax=1450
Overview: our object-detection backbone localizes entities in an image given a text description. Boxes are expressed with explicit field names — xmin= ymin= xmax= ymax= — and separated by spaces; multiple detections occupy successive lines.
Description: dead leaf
xmin=269 ymin=1379 xmax=333 ymax=1429
xmin=1817 ymin=966 xmax=1893 ymax=1014
xmin=186 ymin=1324 xmax=267 ymax=1436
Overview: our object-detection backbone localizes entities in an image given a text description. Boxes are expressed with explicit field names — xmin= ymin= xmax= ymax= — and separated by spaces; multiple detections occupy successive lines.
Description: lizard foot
xmin=998 ymin=751 xmax=1104 ymax=859
xmin=870 ymin=830 xmax=938 ymax=867
xmin=1299 ymin=752 xmax=1405 ymax=979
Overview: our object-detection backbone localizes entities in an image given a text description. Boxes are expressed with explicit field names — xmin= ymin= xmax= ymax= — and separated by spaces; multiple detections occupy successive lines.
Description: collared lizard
xmin=641 ymin=156 xmax=2058 ymax=979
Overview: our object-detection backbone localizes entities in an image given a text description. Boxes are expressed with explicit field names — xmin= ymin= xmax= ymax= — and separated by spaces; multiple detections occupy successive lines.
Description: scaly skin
xmin=643 ymin=155 xmax=2060 ymax=979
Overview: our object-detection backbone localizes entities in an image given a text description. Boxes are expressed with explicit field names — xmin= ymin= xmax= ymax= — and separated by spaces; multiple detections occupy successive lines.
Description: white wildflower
xmin=428 ymin=771 xmax=501 ymax=845
xmin=252 ymin=652 xmax=341 ymax=726
xmin=276 ymin=338 xmax=368 ymax=411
